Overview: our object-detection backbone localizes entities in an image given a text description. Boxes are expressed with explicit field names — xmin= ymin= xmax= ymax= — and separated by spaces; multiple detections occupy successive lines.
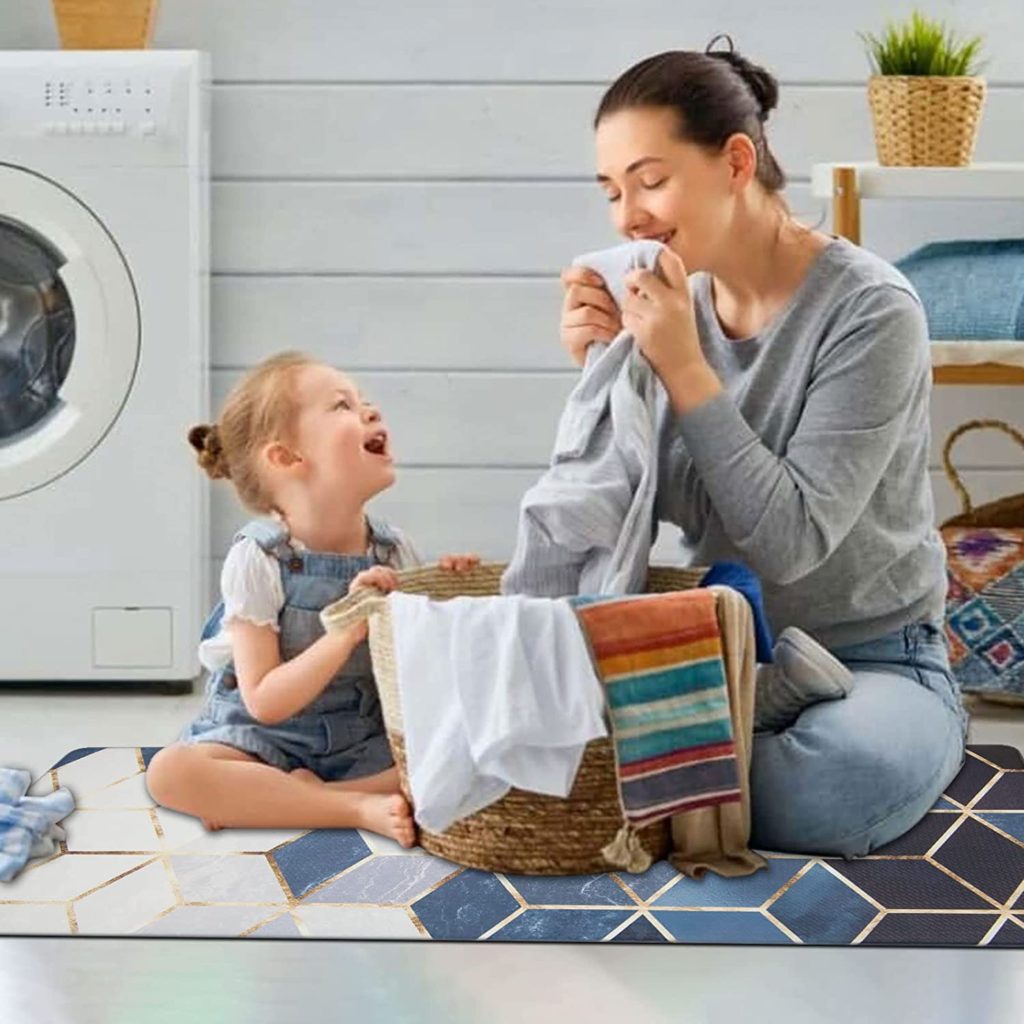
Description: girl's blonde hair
xmin=187 ymin=350 xmax=318 ymax=512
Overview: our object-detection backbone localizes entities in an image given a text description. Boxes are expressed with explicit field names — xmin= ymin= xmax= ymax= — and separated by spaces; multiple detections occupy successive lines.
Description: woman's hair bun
xmin=187 ymin=423 xmax=230 ymax=479
xmin=705 ymin=34 xmax=779 ymax=120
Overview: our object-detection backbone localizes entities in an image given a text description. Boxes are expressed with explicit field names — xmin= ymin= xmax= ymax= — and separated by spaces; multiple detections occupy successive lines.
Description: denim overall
xmin=180 ymin=517 xmax=398 ymax=781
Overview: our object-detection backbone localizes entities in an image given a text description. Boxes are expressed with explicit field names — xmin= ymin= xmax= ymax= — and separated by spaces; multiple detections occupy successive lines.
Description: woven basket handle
xmin=320 ymin=586 xmax=388 ymax=634
xmin=942 ymin=419 xmax=1024 ymax=518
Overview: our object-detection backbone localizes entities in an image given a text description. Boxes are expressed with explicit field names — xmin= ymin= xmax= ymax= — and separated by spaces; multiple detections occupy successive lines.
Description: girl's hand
xmin=559 ymin=266 xmax=623 ymax=367
xmin=348 ymin=565 xmax=401 ymax=595
xmin=439 ymin=553 xmax=480 ymax=573
xmin=621 ymin=248 xmax=707 ymax=388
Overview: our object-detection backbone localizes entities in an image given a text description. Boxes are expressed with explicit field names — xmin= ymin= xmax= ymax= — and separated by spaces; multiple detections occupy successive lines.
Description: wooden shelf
xmin=811 ymin=162 xmax=1024 ymax=201
xmin=812 ymin=162 xmax=1024 ymax=387
xmin=933 ymin=362 xmax=1024 ymax=385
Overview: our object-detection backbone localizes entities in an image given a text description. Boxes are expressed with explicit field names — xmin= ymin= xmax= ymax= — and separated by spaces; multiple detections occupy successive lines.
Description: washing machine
xmin=0 ymin=50 xmax=209 ymax=686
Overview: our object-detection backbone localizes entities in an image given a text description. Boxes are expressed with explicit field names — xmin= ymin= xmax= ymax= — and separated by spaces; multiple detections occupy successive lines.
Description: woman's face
xmin=594 ymin=106 xmax=739 ymax=273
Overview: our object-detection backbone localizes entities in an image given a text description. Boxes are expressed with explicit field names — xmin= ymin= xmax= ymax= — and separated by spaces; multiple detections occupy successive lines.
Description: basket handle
xmin=320 ymin=586 xmax=389 ymax=634
xmin=942 ymin=419 xmax=1024 ymax=519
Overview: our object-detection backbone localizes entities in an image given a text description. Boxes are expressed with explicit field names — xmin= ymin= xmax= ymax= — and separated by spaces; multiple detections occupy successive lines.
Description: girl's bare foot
xmin=357 ymin=793 xmax=415 ymax=848
xmin=200 ymin=818 xmax=223 ymax=832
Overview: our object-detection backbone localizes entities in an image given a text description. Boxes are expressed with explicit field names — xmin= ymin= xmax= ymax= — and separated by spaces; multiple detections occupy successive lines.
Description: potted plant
xmin=51 ymin=0 xmax=160 ymax=49
xmin=860 ymin=10 xmax=987 ymax=166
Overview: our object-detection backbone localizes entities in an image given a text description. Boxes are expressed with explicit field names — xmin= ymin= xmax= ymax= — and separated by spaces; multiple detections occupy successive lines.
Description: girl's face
xmin=594 ymin=106 xmax=741 ymax=273
xmin=287 ymin=363 xmax=395 ymax=503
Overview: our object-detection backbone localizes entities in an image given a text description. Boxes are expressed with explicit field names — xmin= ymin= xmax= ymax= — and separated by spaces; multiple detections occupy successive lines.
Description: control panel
xmin=41 ymin=74 xmax=163 ymax=137
xmin=0 ymin=52 xmax=204 ymax=169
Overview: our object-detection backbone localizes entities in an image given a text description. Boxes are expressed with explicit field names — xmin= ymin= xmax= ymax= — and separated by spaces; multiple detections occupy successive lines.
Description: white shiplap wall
xmin=5 ymin=1 xmax=1024 ymax=576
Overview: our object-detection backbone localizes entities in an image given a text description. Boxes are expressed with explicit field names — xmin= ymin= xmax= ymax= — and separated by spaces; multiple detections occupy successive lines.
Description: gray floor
xmin=1 ymin=680 xmax=1022 ymax=779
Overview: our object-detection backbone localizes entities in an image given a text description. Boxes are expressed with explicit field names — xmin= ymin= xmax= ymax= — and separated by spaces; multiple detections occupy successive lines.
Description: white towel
xmin=501 ymin=239 xmax=668 ymax=597
xmin=389 ymin=592 xmax=607 ymax=833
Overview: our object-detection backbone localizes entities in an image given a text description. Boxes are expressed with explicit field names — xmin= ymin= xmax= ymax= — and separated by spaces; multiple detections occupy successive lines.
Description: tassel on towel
xmin=602 ymin=823 xmax=652 ymax=875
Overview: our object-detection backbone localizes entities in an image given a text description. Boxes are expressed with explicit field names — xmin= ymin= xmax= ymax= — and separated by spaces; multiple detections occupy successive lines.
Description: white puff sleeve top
xmin=198 ymin=527 xmax=422 ymax=673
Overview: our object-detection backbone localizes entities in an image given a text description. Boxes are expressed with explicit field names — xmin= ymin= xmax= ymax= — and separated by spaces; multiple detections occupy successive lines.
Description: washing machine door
xmin=0 ymin=164 xmax=139 ymax=500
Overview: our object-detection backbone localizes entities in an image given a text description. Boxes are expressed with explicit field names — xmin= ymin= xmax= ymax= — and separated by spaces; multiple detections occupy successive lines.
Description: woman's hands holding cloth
xmin=559 ymin=248 xmax=721 ymax=414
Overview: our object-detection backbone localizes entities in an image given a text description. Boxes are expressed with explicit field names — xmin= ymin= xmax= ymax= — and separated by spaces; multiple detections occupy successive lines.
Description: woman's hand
xmin=559 ymin=267 xmax=623 ymax=367
xmin=621 ymin=248 xmax=703 ymax=381
xmin=439 ymin=553 xmax=480 ymax=573
xmin=622 ymin=249 xmax=721 ymax=413
xmin=349 ymin=565 xmax=401 ymax=596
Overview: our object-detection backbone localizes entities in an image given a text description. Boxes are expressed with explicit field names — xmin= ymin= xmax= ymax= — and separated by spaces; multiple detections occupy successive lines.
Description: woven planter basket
xmin=324 ymin=562 xmax=707 ymax=875
xmin=940 ymin=420 xmax=1024 ymax=705
xmin=52 ymin=0 xmax=160 ymax=49
xmin=867 ymin=75 xmax=986 ymax=166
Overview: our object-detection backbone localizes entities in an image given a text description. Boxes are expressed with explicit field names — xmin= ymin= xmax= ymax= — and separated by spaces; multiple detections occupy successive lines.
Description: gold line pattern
xmin=7 ymin=747 xmax=1022 ymax=945
xmin=265 ymin=853 xmax=298 ymax=905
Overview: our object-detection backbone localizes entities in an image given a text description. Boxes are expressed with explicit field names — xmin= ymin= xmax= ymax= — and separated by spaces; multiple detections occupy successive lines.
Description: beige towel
xmin=667 ymin=586 xmax=766 ymax=878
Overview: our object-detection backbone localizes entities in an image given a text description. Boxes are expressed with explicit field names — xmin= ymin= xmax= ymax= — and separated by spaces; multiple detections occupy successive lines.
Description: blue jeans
xmin=749 ymin=622 xmax=968 ymax=858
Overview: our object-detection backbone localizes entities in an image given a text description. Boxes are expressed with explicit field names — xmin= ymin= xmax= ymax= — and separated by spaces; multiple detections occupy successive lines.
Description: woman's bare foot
xmin=200 ymin=819 xmax=223 ymax=832
xmin=356 ymin=793 xmax=415 ymax=848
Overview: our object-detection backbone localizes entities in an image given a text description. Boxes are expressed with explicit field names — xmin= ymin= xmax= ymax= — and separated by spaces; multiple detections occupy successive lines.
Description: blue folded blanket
xmin=0 ymin=768 xmax=75 ymax=882
xmin=895 ymin=239 xmax=1024 ymax=340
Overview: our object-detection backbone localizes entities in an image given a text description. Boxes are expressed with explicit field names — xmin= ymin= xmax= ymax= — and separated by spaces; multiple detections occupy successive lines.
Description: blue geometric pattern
xmin=3 ymin=744 xmax=1022 ymax=946
xmin=768 ymin=863 xmax=878 ymax=944
xmin=652 ymin=909 xmax=792 ymax=944
xmin=949 ymin=598 xmax=1005 ymax=646
xmin=272 ymin=829 xmax=372 ymax=899
xmin=411 ymin=869 xmax=520 ymax=940
xmin=977 ymin=626 xmax=1024 ymax=674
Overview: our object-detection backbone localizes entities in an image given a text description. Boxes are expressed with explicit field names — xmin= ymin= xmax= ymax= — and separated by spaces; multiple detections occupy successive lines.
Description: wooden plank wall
xmin=5 ymin=1 xmax=1023 ymax=592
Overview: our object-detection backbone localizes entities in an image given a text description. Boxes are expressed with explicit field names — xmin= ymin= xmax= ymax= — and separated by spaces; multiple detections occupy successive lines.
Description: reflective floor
xmin=3 ymin=937 xmax=1024 ymax=1024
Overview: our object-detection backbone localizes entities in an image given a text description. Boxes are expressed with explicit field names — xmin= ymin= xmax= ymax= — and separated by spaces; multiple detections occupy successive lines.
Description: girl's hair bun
xmin=187 ymin=423 xmax=230 ymax=479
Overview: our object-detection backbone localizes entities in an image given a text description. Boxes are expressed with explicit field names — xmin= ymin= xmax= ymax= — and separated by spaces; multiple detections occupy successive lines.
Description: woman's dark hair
xmin=594 ymin=35 xmax=786 ymax=192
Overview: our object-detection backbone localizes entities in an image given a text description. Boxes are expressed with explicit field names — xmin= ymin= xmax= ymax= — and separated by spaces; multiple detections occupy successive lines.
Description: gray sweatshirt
xmin=655 ymin=237 xmax=947 ymax=650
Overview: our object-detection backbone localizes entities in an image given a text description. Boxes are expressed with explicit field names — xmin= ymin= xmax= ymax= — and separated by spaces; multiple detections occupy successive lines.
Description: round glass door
xmin=0 ymin=217 xmax=76 ymax=441
xmin=0 ymin=165 xmax=139 ymax=500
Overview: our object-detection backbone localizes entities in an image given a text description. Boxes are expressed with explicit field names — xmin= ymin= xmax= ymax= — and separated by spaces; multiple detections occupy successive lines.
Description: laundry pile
xmin=323 ymin=240 xmax=847 ymax=877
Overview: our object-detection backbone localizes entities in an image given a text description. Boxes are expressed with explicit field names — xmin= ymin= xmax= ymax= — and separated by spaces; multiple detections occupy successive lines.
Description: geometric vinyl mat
xmin=2 ymin=745 xmax=1023 ymax=946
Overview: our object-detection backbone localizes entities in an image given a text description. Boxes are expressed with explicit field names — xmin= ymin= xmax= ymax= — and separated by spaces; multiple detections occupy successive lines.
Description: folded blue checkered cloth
xmin=896 ymin=239 xmax=1024 ymax=340
xmin=0 ymin=768 xmax=75 ymax=882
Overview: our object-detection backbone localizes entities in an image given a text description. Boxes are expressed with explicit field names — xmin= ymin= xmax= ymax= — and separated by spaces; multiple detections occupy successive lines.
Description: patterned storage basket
xmin=941 ymin=420 xmax=1024 ymax=704
xmin=322 ymin=562 xmax=710 ymax=875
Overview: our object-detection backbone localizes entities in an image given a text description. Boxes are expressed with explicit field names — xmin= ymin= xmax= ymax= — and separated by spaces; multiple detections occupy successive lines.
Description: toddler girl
xmin=146 ymin=351 xmax=476 ymax=845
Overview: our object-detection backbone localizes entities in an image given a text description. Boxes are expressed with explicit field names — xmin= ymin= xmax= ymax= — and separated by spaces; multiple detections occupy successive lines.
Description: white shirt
xmin=199 ymin=525 xmax=421 ymax=673
xmin=389 ymin=591 xmax=608 ymax=832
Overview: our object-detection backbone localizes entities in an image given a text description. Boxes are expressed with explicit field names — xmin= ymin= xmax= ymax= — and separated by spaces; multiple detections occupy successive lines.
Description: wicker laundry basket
xmin=940 ymin=420 xmax=1024 ymax=705
xmin=323 ymin=562 xmax=707 ymax=875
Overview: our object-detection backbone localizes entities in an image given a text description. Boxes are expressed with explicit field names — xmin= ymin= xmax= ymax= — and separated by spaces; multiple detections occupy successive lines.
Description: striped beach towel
xmin=571 ymin=588 xmax=742 ymax=870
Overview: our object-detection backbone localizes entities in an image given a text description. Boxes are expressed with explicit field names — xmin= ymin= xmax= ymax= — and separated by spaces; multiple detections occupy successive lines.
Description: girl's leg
xmin=749 ymin=667 xmax=964 ymax=857
xmin=291 ymin=766 xmax=402 ymax=794
xmin=290 ymin=765 xmax=401 ymax=794
xmin=145 ymin=742 xmax=414 ymax=846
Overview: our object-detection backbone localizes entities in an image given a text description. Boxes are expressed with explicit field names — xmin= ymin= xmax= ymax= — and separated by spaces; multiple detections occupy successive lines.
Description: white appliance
xmin=0 ymin=51 xmax=209 ymax=687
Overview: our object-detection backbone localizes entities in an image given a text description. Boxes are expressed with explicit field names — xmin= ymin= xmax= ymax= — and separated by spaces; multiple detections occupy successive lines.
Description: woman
xmin=560 ymin=37 xmax=967 ymax=857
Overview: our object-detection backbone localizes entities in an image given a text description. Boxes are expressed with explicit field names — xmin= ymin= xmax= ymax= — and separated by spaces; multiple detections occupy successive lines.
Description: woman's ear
xmin=723 ymin=132 xmax=757 ymax=191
